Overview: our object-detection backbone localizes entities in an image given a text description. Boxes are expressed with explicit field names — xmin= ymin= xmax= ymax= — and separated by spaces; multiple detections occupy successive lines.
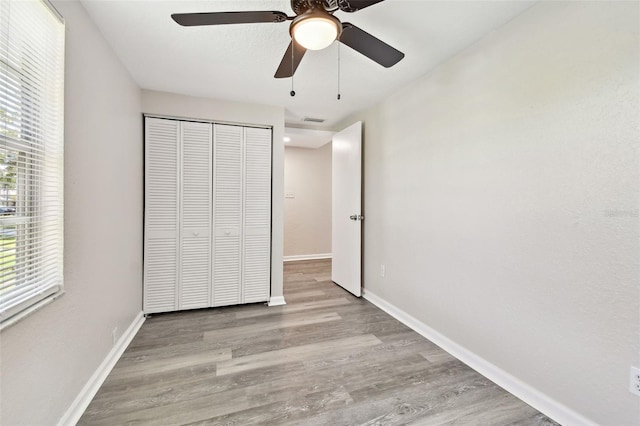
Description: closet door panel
xmin=213 ymin=124 xmax=243 ymax=306
xmin=144 ymin=118 xmax=179 ymax=313
xmin=243 ymin=127 xmax=272 ymax=303
xmin=180 ymin=121 xmax=212 ymax=310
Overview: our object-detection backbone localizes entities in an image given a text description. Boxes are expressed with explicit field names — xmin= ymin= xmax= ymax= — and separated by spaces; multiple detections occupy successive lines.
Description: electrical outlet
xmin=380 ymin=265 xmax=386 ymax=277
xmin=630 ymin=366 xmax=640 ymax=396
xmin=112 ymin=327 xmax=118 ymax=346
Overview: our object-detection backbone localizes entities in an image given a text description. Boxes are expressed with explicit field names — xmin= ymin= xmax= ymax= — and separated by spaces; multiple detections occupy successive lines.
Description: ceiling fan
xmin=171 ymin=0 xmax=405 ymax=79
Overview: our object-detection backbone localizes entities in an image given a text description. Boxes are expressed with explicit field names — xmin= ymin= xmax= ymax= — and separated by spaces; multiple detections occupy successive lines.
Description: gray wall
xmin=284 ymin=144 xmax=332 ymax=258
xmin=0 ymin=1 xmax=143 ymax=424
xmin=338 ymin=2 xmax=639 ymax=424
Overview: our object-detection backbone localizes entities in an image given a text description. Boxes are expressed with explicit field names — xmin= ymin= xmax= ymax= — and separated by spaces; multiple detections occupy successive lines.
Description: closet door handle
xmin=193 ymin=231 xmax=200 ymax=236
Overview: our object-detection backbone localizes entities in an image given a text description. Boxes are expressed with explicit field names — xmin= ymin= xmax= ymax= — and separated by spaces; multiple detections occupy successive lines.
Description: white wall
xmin=0 ymin=1 xmax=143 ymax=424
xmin=284 ymin=144 xmax=332 ymax=258
xmin=338 ymin=2 xmax=639 ymax=425
xmin=141 ymin=90 xmax=286 ymax=301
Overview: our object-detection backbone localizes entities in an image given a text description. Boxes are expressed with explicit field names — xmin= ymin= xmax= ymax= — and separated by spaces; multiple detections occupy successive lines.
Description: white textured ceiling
xmin=80 ymin=0 xmax=535 ymax=128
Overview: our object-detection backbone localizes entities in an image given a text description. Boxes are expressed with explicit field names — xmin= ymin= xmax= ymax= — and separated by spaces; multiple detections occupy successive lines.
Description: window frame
xmin=0 ymin=0 xmax=65 ymax=330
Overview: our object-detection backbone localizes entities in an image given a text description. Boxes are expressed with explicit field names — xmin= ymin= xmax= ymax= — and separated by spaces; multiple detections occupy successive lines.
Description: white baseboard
xmin=283 ymin=253 xmax=332 ymax=262
xmin=362 ymin=290 xmax=596 ymax=426
xmin=268 ymin=296 xmax=287 ymax=306
xmin=57 ymin=311 xmax=145 ymax=426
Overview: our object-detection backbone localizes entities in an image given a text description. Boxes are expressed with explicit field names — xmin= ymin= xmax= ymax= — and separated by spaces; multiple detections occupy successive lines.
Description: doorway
xmin=283 ymin=123 xmax=363 ymax=297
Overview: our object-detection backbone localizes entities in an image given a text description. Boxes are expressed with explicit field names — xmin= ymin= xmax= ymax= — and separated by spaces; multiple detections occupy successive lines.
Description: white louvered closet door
xmin=144 ymin=118 xmax=179 ymax=313
xmin=243 ymin=127 xmax=272 ymax=303
xmin=179 ymin=121 xmax=212 ymax=310
xmin=212 ymin=124 xmax=243 ymax=306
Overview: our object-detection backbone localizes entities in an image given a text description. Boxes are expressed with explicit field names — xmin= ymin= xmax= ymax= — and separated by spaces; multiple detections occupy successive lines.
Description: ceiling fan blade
xmin=338 ymin=0 xmax=386 ymax=13
xmin=274 ymin=41 xmax=307 ymax=78
xmin=171 ymin=11 xmax=288 ymax=26
xmin=339 ymin=23 xmax=404 ymax=68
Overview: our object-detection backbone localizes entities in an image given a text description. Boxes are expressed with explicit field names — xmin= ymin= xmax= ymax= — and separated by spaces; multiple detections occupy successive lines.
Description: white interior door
xmin=179 ymin=121 xmax=212 ymax=310
xmin=332 ymin=121 xmax=362 ymax=297
xmin=144 ymin=117 xmax=179 ymax=313
xmin=212 ymin=124 xmax=243 ymax=307
xmin=242 ymin=127 xmax=272 ymax=303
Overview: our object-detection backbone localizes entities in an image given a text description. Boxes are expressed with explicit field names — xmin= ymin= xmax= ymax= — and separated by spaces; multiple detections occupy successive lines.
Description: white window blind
xmin=0 ymin=0 xmax=64 ymax=327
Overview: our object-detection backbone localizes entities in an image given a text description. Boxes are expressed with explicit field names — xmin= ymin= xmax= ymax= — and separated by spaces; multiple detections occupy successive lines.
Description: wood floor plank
xmin=230 ymin=312 xmax=411 ymax=358
xmin=298 ymin=373 xmax=508 ymax=426
xmin=186 ymin=388 xmax=354 ymax=426
xmin=314 ymin=273 xmax=332 ymax=282
xmin=420 ymin=346 xmax=457 ymax=364
xmin=108 ymin=348 xmax=231 ymax=380
xmin=120 ymin=339 xmax=230 ymax=363
xmin=203 ymin=311 xmax=341 ymax=341
xmin=79 ymin=259 xmax=558 ymax=426
xmin=216 ymin=334 xmax=382 ymax=376
xmin=86 ymin=362 xmax=306 ymax=418
xmin=80 ymin=386 xmax=253 ymax=425
xmin=282 ymin=289 xmax=326 ymax=300
xmin=234 ymin=297 xmax=351 ymax=319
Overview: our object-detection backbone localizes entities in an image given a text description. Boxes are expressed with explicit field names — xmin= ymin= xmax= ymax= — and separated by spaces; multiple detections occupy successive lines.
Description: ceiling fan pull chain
xmin=337 ymin=41 xmax=341 ymax=100
xmin=290 ymin=42 xmax=296 ymax=96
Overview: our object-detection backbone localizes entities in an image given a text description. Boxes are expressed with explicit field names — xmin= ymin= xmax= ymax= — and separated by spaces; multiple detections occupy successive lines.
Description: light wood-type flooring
xmin=79 ymin=259 xmax=558 ymax=425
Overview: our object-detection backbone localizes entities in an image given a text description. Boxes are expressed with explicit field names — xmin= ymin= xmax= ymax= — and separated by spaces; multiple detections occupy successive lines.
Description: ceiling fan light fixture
xmin=290 ymin=11 xmax=341 ymax=51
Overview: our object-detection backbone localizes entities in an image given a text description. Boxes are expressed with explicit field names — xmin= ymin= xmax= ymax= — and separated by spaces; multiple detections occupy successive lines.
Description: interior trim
xmin=142 ymin=113 xmax=272 ymax=130
xmin=267 ymin=296 xmax=287 ymax=306
xmin=57 ymin=311 xmax=145 ymax=426
xmin=362 ymin=289 xmax=597 ymax=426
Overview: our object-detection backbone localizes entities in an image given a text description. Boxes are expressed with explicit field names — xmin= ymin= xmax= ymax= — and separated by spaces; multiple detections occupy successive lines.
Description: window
xmin=0 ymin=0 xmax=64 ymax=328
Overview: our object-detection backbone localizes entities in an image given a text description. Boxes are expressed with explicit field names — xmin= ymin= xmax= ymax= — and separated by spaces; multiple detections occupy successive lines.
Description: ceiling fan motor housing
xmin=291 ymin=0 xmax=333 ymax=15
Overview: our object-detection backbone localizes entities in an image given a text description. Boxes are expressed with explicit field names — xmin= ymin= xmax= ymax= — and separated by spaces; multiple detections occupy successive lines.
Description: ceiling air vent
xmin=303 ymin=117 xmax=325 ymax=123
